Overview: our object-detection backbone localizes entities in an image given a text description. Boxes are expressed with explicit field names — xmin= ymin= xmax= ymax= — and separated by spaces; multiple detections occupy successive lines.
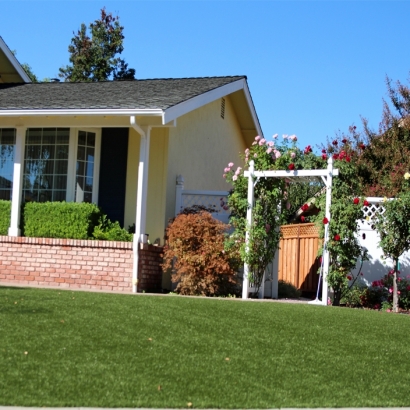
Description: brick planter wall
xmin=0 ymin=236 xmax=164 ymax=293
xmin=137 ymin=244 xmax=164 ymax=293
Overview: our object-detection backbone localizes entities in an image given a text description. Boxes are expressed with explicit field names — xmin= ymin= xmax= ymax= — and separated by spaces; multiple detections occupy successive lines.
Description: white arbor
xmin=242 ymin=157 xmax=339 ymax=305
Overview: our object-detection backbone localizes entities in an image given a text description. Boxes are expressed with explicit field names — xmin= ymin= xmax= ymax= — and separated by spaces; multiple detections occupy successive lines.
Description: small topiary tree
xmin=162 ymin=211 xmax=239 ymax=296
xmin=375 ymin=178 xmax=410 ymax=312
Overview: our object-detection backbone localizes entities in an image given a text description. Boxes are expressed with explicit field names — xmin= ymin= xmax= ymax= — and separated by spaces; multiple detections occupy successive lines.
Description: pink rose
xmin=255 ymin=136 xmax=261 ymax=141
xmin=266 ymin=148 xmax=273 ymax=154
xmin=290 ymin=152 xmax=296 ymax=159
xmin=259 ymin=138 xmax=266 ymax=146
xmin=272 ymin=134 xmax=278 ymax=139
xmin=232 ymin=175 xmax=238 ymax=181
xmin=228 ymin=162 xmax=234 ymax=167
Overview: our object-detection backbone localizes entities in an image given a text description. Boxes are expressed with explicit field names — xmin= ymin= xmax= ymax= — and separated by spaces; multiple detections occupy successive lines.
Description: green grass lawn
xmin=1 ymin=286 xmax=410 ymax=408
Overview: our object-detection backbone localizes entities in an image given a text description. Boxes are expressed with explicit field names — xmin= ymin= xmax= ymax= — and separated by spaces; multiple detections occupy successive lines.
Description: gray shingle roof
xmin=0 ymin=76 xmax=246 ymax=110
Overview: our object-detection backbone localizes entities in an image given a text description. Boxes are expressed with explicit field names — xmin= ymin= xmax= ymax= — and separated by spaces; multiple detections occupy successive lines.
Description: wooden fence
xmin=278 ymin=223 xmax=321 ymax=294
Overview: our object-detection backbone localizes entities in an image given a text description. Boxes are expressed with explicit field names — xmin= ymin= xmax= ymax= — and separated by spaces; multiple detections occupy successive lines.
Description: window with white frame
xmin=0 ymin=128 xmax=16 ymax=200
xmin=23 ymin=128 xmax=70 ymax=202
xmin=22 ymin=128 xmax=100 ymax=204
xmin=75 ymin=130 xmax=96 ymax=203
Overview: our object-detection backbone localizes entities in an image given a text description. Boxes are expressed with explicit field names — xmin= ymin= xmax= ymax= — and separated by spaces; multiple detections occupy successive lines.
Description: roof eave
xmin=0 ymin=37 xmax=31 ymax=83
xmin=0 ymin=108 xmax=164 ymax=117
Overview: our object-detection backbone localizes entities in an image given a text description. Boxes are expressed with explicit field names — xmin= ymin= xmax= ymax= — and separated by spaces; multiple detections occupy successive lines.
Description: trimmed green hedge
xmin=22 ymin=201 xmax=102 ymax=239
xmin=0 ymin=200 xmax=11 ymax=235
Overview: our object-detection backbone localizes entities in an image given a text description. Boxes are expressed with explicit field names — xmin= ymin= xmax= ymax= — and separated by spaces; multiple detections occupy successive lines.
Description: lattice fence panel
xmin=181 ymin=193 xmax=230 ymax=216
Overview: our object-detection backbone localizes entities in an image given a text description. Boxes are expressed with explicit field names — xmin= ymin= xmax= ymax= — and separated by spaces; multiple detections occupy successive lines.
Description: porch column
xmin=132 ymin=124 xmax=151 ymax=293
xmin=8 ymin=127 xmax=26 ymax=237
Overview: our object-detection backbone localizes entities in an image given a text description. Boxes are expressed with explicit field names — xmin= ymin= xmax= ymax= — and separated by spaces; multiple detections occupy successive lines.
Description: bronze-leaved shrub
xmin=162 ymin=211 xmax=238 ymax=296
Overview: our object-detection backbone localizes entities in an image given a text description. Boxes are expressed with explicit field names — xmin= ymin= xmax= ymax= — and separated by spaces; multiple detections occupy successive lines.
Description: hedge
xmin=0 ymin=200 xmax=11 ymax=235
xmin=22 ymin=201 xmax=102 ymax=239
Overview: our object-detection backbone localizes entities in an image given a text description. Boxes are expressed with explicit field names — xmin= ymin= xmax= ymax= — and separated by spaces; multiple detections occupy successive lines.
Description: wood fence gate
xmin=278 ymin=223 xmax=321 ymax=294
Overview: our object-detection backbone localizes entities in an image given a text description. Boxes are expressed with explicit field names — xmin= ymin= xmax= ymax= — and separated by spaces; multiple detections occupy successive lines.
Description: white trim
xmin=0 ymin=109 xmax=164 ymax=117
xmin=93 ymin=130 xmax=101 ymax=205
xmin=242 ymin=81 xmax=263 ymax=137
xmin=162 ymin=80 xmax=245 ymax=124
xmin=8 ymin=127 xmax=26 ymax=236
xmin=180 ymin=189 xmax=230 ymax=196
xmin=244 ymin=169 xmax=339 ymax=178
xmin=0 ymin=37 xmax=31 ymax=83
xmin=66 ymin=129 xmax=77 ymax=202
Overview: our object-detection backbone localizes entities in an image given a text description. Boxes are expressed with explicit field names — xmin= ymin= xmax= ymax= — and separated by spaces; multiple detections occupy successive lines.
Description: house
xmin=0 ymin=37 xmax=262 ymax=293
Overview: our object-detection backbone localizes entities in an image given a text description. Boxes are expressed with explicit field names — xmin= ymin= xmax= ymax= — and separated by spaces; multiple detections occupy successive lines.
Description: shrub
xmin=341 ymin=285 xmax=367 ymax=308
xmin=22 ymin=201 xmax=101 ymax=239
xmin=162 ymin=211 xmax=238 ymax=296
xmin=93 ymin=215 xmax=132 ymax=242
xmin=278 ymin=280 xmax=301 ymax=299
xmin=0 ymin=200 xmax=11 ymax=235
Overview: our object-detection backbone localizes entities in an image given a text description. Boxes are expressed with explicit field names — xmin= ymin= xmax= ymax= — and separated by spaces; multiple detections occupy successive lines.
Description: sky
xmin=2 ymin=0 xmax=410 ymax=151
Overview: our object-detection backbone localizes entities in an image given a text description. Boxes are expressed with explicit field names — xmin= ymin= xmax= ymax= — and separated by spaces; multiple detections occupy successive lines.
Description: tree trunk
xmin=333 ymin=288 xmax=342 ymax=306
xmin=393 ymin=259 xmax=399 ymax=313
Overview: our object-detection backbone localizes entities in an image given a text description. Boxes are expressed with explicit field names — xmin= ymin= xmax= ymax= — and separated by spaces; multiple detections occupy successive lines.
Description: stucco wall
xmin=123 ymin=127 xmax=169 ymax=244
xmin=165 ymin=97 xmax=247 ymax=225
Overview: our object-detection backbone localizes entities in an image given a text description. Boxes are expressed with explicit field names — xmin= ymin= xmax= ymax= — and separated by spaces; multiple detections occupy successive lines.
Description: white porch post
xmin=242 ymin=160 xmax=255 ymax=300
xmin=131 ymin=122 xmax=151 ymax=293
xmin=8 ymin=127 xmax=26 ymax=237
xmin=321 ymin=157 xmax=334 ymax=305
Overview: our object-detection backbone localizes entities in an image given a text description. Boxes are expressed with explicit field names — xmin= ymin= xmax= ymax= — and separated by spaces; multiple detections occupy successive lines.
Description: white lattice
xmin=361 ymin=198 xmax=386 ymax=228
xmin=181 ymin=193 xmax=230 ymax=215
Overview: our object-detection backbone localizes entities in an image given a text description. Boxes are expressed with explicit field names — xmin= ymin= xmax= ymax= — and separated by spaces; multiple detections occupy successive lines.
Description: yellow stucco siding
xmin=165 ymin=97 xmax=247 ymax=225
xmin=123 ymin=127 xmax=169 ymax=244
xmin=146 ymin=128 xmax=169 ymax=244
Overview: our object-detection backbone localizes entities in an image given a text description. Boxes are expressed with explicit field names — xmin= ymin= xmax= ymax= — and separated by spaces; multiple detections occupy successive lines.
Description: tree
xmin=374 ymin=183 xmax=410 ymax=312
xmin=59 ymin=8 xmax=135 ymax=82
xmin=21 ymin=63 xmax=39 ymax=83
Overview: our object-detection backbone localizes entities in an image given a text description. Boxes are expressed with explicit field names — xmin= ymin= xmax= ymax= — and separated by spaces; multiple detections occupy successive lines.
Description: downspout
xmin=130 ymin=116 xmax=151 ymax=293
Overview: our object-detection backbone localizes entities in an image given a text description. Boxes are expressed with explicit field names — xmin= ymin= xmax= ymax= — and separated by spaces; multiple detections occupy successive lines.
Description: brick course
xmin=0 ymin=236 xmax=163 ymax=293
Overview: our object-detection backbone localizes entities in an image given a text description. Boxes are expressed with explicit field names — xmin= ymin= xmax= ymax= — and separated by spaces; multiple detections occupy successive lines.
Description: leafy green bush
xmin=22 ymin=201 xmax=101 ymax=239
xmin=0 ymin=200 xmax=11 ymax=235
xmin=341 ymin=284 xmax=367 ymax=308
xmin=93 ymin=215 xmax=132 ymax=242
xmin=278 ymin=280 xmax=302 ymax=299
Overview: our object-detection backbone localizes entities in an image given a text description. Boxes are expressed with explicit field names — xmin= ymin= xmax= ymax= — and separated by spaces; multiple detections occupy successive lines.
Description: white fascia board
xmin=242 ymin=80 xmax=263 ymax=138
xmin=0 ymin=37 xmax=31 ymax=83
xmin=0 ymin=108 xmax=163 ymax=117
xmin=162 ymin=79 xmax=245 ymax=124
xmin=244 ymin=169 xmax=339 ymax=178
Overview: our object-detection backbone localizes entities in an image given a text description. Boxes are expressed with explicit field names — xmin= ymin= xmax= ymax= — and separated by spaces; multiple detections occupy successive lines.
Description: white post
xmin=8 ymin=127 xmax=26 ymax=237
xmin=242 ymin=160 xmax=255 ymax=300
xmin=321 ymin=157 xmax=334 ymax=305
xmin=175 ymin=175 xmax=184 ymax=216
xmin=132 ymin=125 xmax=151 ymax=293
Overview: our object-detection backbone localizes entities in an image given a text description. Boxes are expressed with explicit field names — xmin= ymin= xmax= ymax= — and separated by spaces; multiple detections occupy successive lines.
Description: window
xmin=0 ymin=128 xmax=16 ymax=200
xmin=23 ymin=128 xmax=69 ymax=202
xmin=75 ymin=130 xmax=96 ymax=203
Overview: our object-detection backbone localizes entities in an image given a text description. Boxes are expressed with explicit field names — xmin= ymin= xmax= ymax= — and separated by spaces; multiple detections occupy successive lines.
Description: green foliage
xmin=341 ymin=284 xmax=367 ymax=308
xmin=59 ymin=7 xmax=135 ymax=82
xmin=224 ymin=135 xmax=324 ymax=295
xmin=277 ymin=280 xmax=302 ymax=299
xmin=21 ymin=63 xmax=39 ymax=83
xmin=374 ymin=185 xmax=410 ymax=311
xmin=22 ymin=201 xmax=101 ymax=239
xmin=312 ymin=138 xmax=367 ymax=305
xmin=92 ymin=214 xmax=132 ymax=242
xmin=0 ymin=200 xmax=11 ymax=235
xmin=162 ymin=211 xmax=238 ymax=296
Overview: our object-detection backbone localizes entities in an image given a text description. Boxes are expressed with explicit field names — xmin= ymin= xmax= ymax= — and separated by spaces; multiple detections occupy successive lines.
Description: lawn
xmin=1 ymin=286 xmax=410 ymax=408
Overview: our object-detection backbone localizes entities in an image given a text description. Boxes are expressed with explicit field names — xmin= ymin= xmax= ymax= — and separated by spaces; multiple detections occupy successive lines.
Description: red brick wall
xmin=0 ymin=236 xmax=163 ymax=293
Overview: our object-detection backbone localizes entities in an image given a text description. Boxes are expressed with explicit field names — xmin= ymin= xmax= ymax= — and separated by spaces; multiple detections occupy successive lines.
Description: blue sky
xmin=2 ymin=0 xmax=410 ymax=150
